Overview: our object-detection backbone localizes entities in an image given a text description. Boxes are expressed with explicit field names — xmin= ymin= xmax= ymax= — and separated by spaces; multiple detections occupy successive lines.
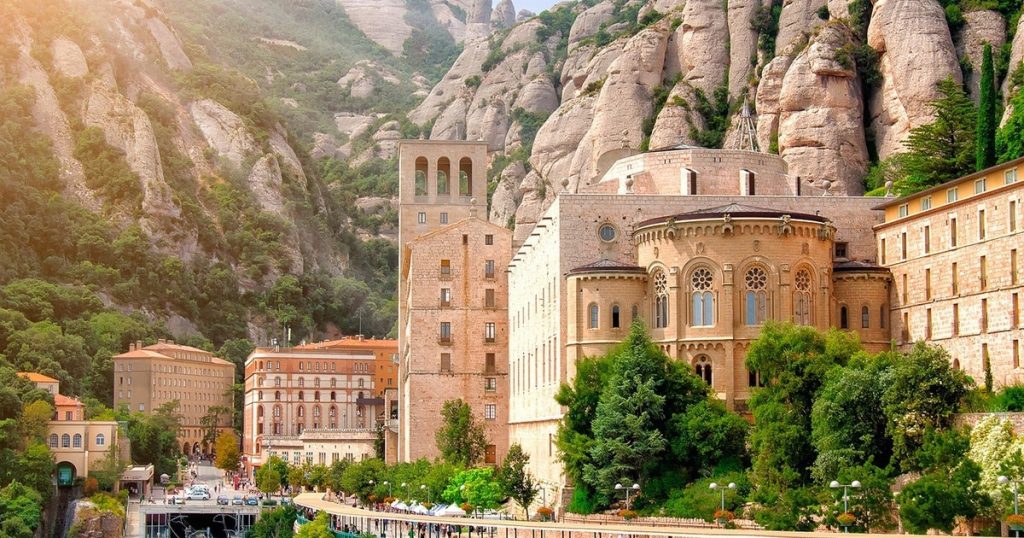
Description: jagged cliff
xmin=407 ymin=0 xmax=1017 ymax=234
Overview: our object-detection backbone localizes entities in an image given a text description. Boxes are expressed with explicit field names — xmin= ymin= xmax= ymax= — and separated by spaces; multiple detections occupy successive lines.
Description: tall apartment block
xmin=397 ymin=140 xmax=510 ymax=464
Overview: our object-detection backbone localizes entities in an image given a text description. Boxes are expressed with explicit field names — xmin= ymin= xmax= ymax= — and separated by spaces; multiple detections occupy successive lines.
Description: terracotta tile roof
xmin=568 ymin=259 xmax=646 ymax=275
xmin=54 ymin=394 xmax=83 ymax=407
xmin=17 ymin=372 xmax=58 ymax=383
xmin=114 ymin=346 xmax=233 ymax=366
xmin=636 ymin=203 xmax=828 ymax=228
xmin=294 ymin=337 xmax=398 ymax=351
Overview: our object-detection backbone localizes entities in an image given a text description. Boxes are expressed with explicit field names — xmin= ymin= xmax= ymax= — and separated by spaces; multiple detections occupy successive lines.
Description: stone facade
xmin=398 ymin=140 xmax=510 ymax=465
xmin=45 ymin=421 xmax=120 ymax=479
xmin=242 ymin=338 xmax=395 ymax=475
xmin=112 ymin=341 xmax=234 ymax=454
xmin=876 ymin=158 xmax=1024 ymax=387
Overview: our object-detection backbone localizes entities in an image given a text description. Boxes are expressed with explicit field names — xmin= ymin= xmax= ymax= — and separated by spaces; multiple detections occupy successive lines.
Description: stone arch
xmin=459 ymin=157 xmax=473 ymax=196
xmin=792 ymin=264 xmax=815 ymax=325
xmin=415 ymin=156 xmax=428 ymax=195
xmin=182 ymin=442 xmax=190 ymax=454
xmin=55 ymin=461 xmax=77 ymax=487
xmin=437 ymin=157 xmax=451 ymax=195
xmin=693 ymin=355 xmax=713 ymax=386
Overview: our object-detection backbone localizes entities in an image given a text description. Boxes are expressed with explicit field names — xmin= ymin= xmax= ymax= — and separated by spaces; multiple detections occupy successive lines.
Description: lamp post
xmin=401 ymin=482 xmax=408 ymax=500
xmin=709 ymin=482 xmax=736 ymax=511
xmin=829 ymin=480 xmax=861 ymax=533
xmin=421 ymin=484 xmax=431 ymax=504
xmin=383 ymin=481 xmax=392 ymax=498
xmin=998 ymin=475 xmax=1022 ymax=537
xmin=614 ymin=483 xmax=640 ymax=511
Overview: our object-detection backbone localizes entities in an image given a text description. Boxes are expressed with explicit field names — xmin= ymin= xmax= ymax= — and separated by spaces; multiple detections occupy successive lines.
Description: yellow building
xmin=875 ymin=158 xmax=1024 ymax=385
xmin=113 ymin=340 xmax=234 ymax=455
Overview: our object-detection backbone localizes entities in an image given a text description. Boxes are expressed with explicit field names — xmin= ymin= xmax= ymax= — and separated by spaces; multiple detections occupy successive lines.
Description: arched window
xmin=459 ymin=157 xmax=473 ymax=196
xmin=258 ymin=361 xmax=263 ymax=370
xmin=695 ymin=356 xmax=713 ymax=386
xmin=690 ymin=267 xmax=714 ymax=326
xmin=257 ymin=406 xmax=264 ymax=419
xmin=794 ymin=269 xmax=812 ymax=325
xmin=329 ymin=406 xmax=337 ymax=417
xmin=744 ymin=267 xmax=768 ymax=325
xmin=415 ymin=157 xmax=428 ymax=195
xmin=840 ymin=306 xmax=849 ymax=329
xmin=313 ymin=406 xmax=321 ymax=418
xmin=330 ymin=391 xmax=336 ymax=401
xmin=273 ymin=405 xmax=281 ymax=418
xmin=861 ymin=306 xmax=870 ymax=329
xmin=653 ymin=270 xmax=669 ymax=328
xmin=953 ymin=358 xmax=961 ymax=370
xmin=611 ymin=305 xmax=621 ymax=328
xmin=298 ymin=391 xmax=304 ymax=401
xmin=315 ymin=391 xmax=320 ymax=401
xmin=62 ymin=434 xmax=70 ymax=448
xmin=274 ymin=377 xmax=280 ymax=387
xmin=588 ymin=303 xmax=599 ymax=329
xmin=49 ymin=434 xmax=58 ymax=448
xmin=298 ymin=378 xmax=304 ymax=387
xmin=297 ymin=406 xmax=305 ymax=418
xmin=314 ymin=378 xmax=320 ymax=387
xmin=275 ymin=391 xmax=280 ymax=400
xmin=73 ymin=434 xmax=82 ymax=448
xmin=95 ymin=433 xmax=105 ymax=446
xmin=437 ymin=157 xmax=450 ymax=195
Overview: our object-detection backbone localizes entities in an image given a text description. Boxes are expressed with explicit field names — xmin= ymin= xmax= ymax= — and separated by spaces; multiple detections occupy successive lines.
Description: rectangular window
xmin=947 ymin=188 xmax=958 ymax=203
xmin=880 ymin=237 xmax=886 ymax=264
xmin=950 ymin=217 xmax=958 ymax=247
xmin=485 ymin=234 xmax=494 ymax=245
xmin=902 ymin=273 xmax=908 ymax=303
xmin=902 ymin=312 xmax=910 ymax=342
xmin=834 ymin=242 xmax=848 ymax=259
xmin=440 ymin=212 xmax=448 ymax=224
xmin=1008 ymin=168 xmax=1019 ymax=184
xmin=980 ymin=256 xmax=988 ymax=290
xmin=484 ymin=259 xmax=495 ymax=279
xmin=923 ymin=226 xmax=931 ymax=254
xmin=925 ymin=268 xmax=932 ymax=300
xmin=485 ymin=377 xmax=496 ymax=391
xmin=982 ymin=298 xmax=989 ymax=333
xmin=1013 ymin=249 xmax=1019 ymax=285
xmin=898 ymin=204 xmax=909 ymax=218
xmin=921 ymin=196 xmax=932 ymax=211
xmin=901 ymin=232 xmax=907 ymax=260
xmin=440 ymin=259 xmax=451 ymax=276
xmin=440 ymin=353 xmax=451 ymax=373
xmin=484 ymin=404 xmax=496 ymax=420
xmin=1013 ymin=293 xmax=1020 ymax=328
xmin=417 ymin=212 xmax=426 ymax=224
xmin=485 ymin=289 xmax=495 ymax=308
xmin=976 ymin=179 xmax=987 ymax=194
xmin=952 ymin=262 xmax=959 ymax=295
xmin=953 ymin=303 xmax=960 ymax=336
xmin=440 ymin=288 xmax=451 ymax=307
xmin=926 ymin=308 xmax=932 ymax=339
xmin=439 ymin=322 xmax=451 ymax=343
xmin=1011 ymin=200 xmax=1018 ymax=232
xmin=484 ymin=322 xmax=496 ymax=343
xmin=979 ymin=209 xmax=986 ymax=240
xmin=1014 ymin=340 xmax=1020 ymax=369
xmin=485 ymin=353 xmax=496 ymax=374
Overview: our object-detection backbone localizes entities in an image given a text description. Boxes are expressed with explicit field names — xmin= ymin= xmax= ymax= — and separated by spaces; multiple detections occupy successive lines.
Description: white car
xmin=185 ymin=490 xmax=211 ymax=500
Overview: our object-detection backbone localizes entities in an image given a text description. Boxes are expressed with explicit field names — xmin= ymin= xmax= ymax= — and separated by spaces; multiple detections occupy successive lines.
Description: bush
xmin=993 ymin=385 xmax=1024 ymax=411
xmin=83 ymin=477 xmax=99 ymax=496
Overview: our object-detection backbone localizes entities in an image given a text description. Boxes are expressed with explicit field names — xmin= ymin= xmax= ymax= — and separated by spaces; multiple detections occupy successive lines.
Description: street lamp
xmin=383 ymin=480 xmax=392 ymax=498
xmin=829 ymin=480 xmax=861 ymax=533
xmin=420 ymin=484 xmax=431 ymax=504
xmin=708 ymin=482 xmax=736 ymax=511
xmin=400 ymin=482 xmax=408 ymax=499
xmin=999 ymin=475 xmax=1022 ymax=537
xmin=614 ymin=483 xmax=640 ymax=511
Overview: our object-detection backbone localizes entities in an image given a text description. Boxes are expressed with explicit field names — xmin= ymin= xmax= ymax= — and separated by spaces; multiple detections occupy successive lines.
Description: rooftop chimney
xmin=128 ymin=343 xmax=136 ymax=352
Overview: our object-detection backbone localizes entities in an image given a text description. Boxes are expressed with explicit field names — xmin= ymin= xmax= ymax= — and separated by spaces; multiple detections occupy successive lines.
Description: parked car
xmin=216 ymin=495 xmax=229 ymax=505
xmin=244 ymin=496 xmax=259 ymax=506
xmin=231 ymin=495 xmax=244 ymax=506
xmin=185 ymin=491 xmax=210 ymax=500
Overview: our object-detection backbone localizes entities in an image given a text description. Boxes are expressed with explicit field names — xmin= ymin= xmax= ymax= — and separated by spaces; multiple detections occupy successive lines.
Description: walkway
xmin=293 ymin=493 xmax=896 ymax=538
xmin=125 ymin=499 xmax=142 ymax=538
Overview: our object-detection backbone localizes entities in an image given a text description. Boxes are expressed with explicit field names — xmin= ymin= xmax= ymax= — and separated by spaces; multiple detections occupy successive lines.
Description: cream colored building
xmin=242 ymin=338 xmax=396 ymax=476
xmin=46 ymin=420 xmax=121 ymax=482
xmin=113 ymin=340 xmax=234 ymax=454
xmin=875 ymin=158 xmax=1024 ymax=386
xmin=397 ymin=140 xmax=510 ymax=465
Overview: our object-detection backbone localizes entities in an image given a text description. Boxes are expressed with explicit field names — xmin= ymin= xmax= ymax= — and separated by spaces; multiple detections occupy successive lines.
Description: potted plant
xmin=422 ymin=501 xmax=434 ymax=510
xmin=1006 ymin=513 xmax=1024 ymax=531
xmin=713 ymin=509 xmax=735 ymax=525
xmin=618 ymin=509 xmax=637 ymax=520
xmin=536 ymin=506 xmax=554 ymax=521
xmin=460 ymin=502 xmax=474 ymax=514
xmin=836 ymin=512 xmax=857 ymax=528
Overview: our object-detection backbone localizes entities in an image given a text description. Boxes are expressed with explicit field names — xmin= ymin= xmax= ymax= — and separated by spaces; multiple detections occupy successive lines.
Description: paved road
xmin=150 ymin=461 xmax=262 ymax=508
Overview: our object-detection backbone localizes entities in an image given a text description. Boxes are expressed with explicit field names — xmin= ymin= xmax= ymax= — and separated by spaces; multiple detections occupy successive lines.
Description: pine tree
xmin=976 ymin=43 xmax=997 ymax=171
xmin=902 ymin=77 xmax=977 ymax=192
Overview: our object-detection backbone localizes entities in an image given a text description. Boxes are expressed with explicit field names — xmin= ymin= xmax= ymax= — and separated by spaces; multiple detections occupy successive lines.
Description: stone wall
xmin=956 ymin=412 xmax=1024 ymax=432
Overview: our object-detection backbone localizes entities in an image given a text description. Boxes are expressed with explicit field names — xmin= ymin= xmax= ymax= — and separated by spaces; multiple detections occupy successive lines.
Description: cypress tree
xmin=976 ymin=43 xmax=997 ymax=171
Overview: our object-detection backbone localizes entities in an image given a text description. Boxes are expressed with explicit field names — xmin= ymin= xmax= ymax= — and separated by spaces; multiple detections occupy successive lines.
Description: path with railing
xmin=293 ymin=493 xmax=905 ymax=538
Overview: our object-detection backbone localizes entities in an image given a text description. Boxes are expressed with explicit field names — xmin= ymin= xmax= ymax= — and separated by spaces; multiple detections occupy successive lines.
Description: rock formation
xmin=867 ymin=0 xmax=960 ymax=158
xmin=335 ymin=0 xmax=414 ymax=55
xmin=956 ymin=10 xmax=1005 ymax=101
xmin=776 ymin=0 xmax=828 ymax=55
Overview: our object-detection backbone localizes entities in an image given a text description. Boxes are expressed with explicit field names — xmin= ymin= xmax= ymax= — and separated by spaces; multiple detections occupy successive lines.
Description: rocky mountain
xmin=406 ymin=0 xmax=1024 ymax=240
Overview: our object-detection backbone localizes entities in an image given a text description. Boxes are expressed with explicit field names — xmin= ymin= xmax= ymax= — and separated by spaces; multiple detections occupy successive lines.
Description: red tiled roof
xmin=17 ymin=372 xmax=58 ymax=383
xmin=54 ymin=394 xmax=83 ymax=407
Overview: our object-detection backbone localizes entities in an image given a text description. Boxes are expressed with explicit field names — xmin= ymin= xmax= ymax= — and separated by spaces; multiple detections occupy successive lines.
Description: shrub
xmin=618 ymin=509 xmax=637 ymax=520
xmin=993 ymin=385 xmax=1024 ymax=411
xmin=836 ymin=512 xmax=857 ymax=526
xmin=83 ymin=477 xmax=99 ymax=496
xmin=536 ymin=506 xmax=554 ymax=521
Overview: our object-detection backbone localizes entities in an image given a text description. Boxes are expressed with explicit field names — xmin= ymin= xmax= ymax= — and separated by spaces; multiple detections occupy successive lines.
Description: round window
xmin=599 ymin=224 xmax=617 ymax=242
